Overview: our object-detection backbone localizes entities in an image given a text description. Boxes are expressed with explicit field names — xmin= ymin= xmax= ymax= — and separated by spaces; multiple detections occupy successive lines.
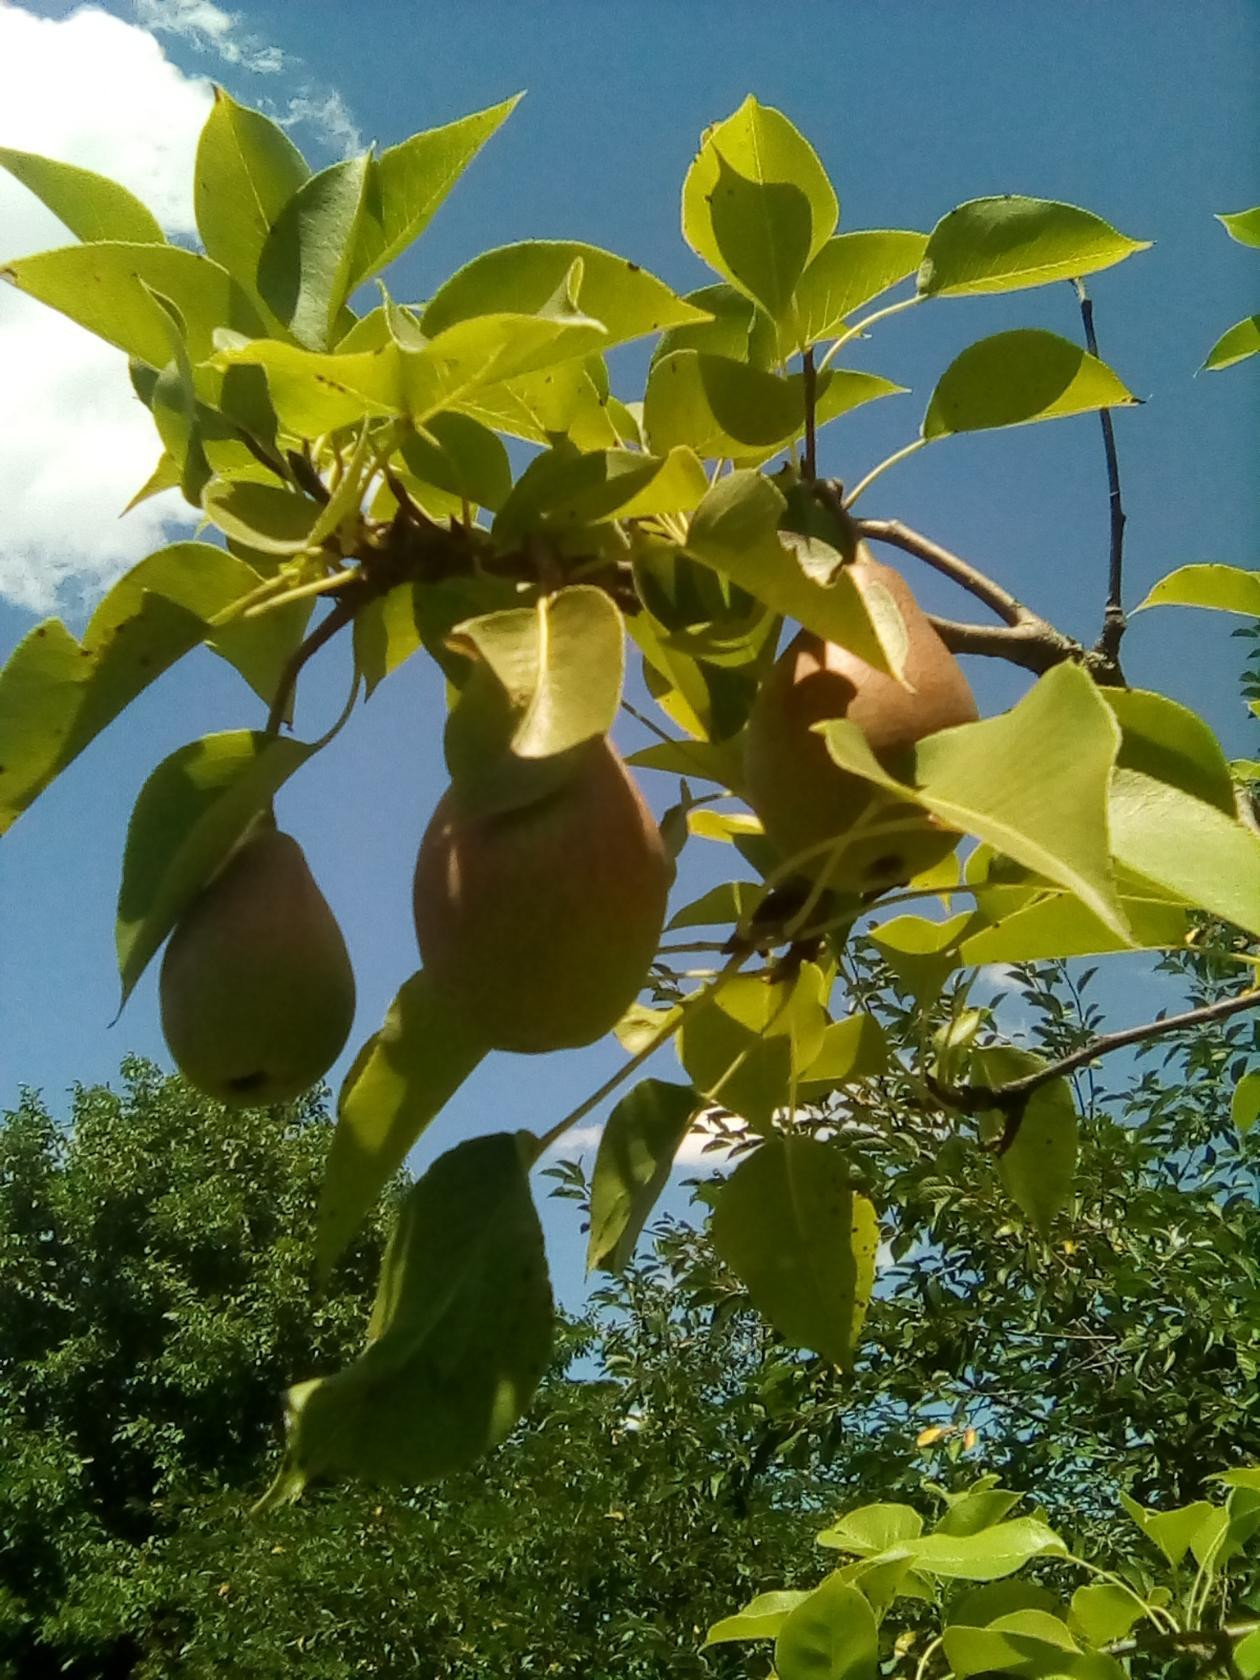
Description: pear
xmin=160 ymin=827 xmax=355 ymax=1105
xmin=413 ymin=737 xmax=670 ymax=1053
xmin=744 ymin=550 xmax=978 ymax=895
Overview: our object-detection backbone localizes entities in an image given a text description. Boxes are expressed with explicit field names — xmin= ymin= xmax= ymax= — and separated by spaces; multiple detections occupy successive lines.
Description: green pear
xmin=413 ymin=737 xmax=670 ymax=1053
xmin=744 ymin=550 xmax=979 ymax=894
xmin=160 ymin=827 xmax=355 ymax=1105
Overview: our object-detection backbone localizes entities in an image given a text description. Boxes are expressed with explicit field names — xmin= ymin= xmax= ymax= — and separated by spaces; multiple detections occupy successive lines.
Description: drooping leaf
xmin=685 ymin=470 xmax=896 ymax=670
xmin=0 ymin=541 xmax=290 ymax=834
xmin=1203 ymin=316 xmax=1260 ymax=371
xmin=349 ymin=96 xmax=520 ymax=286
xmin=818 ymin=1503 xmax=924 ymax=1554
xmin=265 ymin=1132 xmax=552 ymax=1498
xmin=705 ymin=1591 xmax=812 ymax=1646
xmin=959 ymin=888 xmax=1187 ymax=965
xmin=918 ymin=197 xmax=1149 ymax=296
xmin=1232 ymin=1070 xmax=1260 ymax=1137
xmin=1118 ymin=1493 xmax=1215 ymax=1569
xmin=791 ymin=230 xmax=928 ymax=347
xmin=257 ymin=151 xmax=371 ymax=350
xmin=587 ymin=1079 xmax=700 ymax=1273
xmin=194 ymin=85 xmax=309 ymax=312
xmin=450 ymin=585 xmax=625 ymax=759
xmin=821 ymin=664 xmax=1128 ymax=939
xmin=711 ymin=1136 xmax=878 ymax=1368
xmin=115 ymin=730 xmax=315 ymax=1006
xmin=923 ymin=330 xmax=1137 ymax=438
xmin=683 ymin=96 xmax=837 ymax=320
xmin=1109 ymin=769 xmax=1260 ymax=939
xmin=973 ymin=1047 xmax=1079 ymax=1238
xmin=1136 ymin=563 xmax=1260 ymax=617
xmin=1 ymin=242 xmax=266 ymax=367
xmin=0 ymin=145 xmax=165 ymax=243
xmin=680 ymin=968 xmax=827 ymax=1129
xmin=774 ymin=1577 xmax=879 ymax=1680
xmin=317 ymin=970 xmax=487 ymax=1276
xmin=422 ymin=239 xmax=707 ymax=345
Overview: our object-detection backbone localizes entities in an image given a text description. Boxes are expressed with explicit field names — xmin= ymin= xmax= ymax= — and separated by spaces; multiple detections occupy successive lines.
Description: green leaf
xmin=349 ymin=97 xmax=519 ymax=287
xmin=115 ymin=730 xmax=315 ymax=1006
xmin=1118 ymin=1492 xmax=1215 ymax=1568
xmin=627 ymin=735 xmax=746 ymax=790
xmin=423 ymin=239 xmax=707 ymax=346
xmin=0 ymin=540 xmax=284 ymax=834
xmin=711 ymin=1136 xmax=878 ymax=1368
xmin=944 ymin=1612 xmax=1126 ymax=1680
xmin=266 ymin=1133 xmax=552 ymax=1496
xmin=1136 ymin=563 xmax=1260 ymax=616
xmin=973 ymin=1047 xmax=1078 ymax=1238
xmin=587 ymin=1080 xmax=699 ymax=1274
xmin=685 ymin=471 xmax=895 ymax=670
xmin=909 ymin=1519 xmax=1067 ymax=1580
xmin=923 ymin=330 xmax=1137 ymax=438
xmin=960 ymin=889 xmax=1187 ymax=965
xmin=822 ymin=663 xmax=1128 ymax=939
xmin=400 ymin=413 xmax=512 ymax=512
xmin=1218 ymin=206 xmax=1260 ymax=248
xmin=680 ymin=968 xmax=827 ymax=1129
xmin=774 ymin=1577 xmax=879 ymax=1680
xmin=935 ymin=1486 xmax=1024 ymax=1539
xmin=918 ymin=197 xmax=1149 ymax=296
xmin=194 ymin=86 xmax=309 ymax=313
xmin=654 ymin=282 xmax=778 ymax=368
xmin=645 ymin=350 xmax=898 ymax=458
xmin=1204 ymin=316 xmax=1260 ymax=371
xmin=494 ymin=445 xmax=707 ymax=540
xmin=1109 ymin=769 xmax=1260 ymax=939
xmin=201 ymin=478 xmax=322 ymax=554
xmin=949 ymin=1582 xmax=1061 ymax=1628
xmin=1105 ymin=688 xmax=1239 ymax=815
xmin=451 ymin=586 xmax=625 ymax=760
xmin=869 ymin=913 xmax=969 ymax=1004
xmin=1235 ymin=1629 xmax=1260 ymax=1680
xmin=257 ymin=151 xmax=371 ymax=350
xmin=798 ymin=1013 xmax=890 ymax=1094
xmin=818 ymin=1503 xmax=924 ymax=1554
xmin=1069 ymin=1585 xmax=1144 ymax=1646
xmin=706 ymin=1591 xmax=812 ymax=1646
xmin=0 ymin=145 xmax=164 ymax=243
xmin=667 ymin=880 xmax=765 ymax=930
xmin=1232 ymin=1070 xmax=1260 ymax=1137
xmin=683 ymin=96 xmax=837 ymax=320
xmin=791 ymin=230 xmax=928 ymax=347
xmin=317 ymin=970 xmax=487 ymax=1276
xmin=1 ymin=242 xmax=266 ymax=368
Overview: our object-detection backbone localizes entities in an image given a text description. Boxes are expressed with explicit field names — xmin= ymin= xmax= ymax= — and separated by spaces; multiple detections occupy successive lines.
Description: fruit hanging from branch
xmin=160 ymin=825 xmax=356 ymax=1105
xmin=413 ymin=736 xmax=670 ymax=1054
xmin=743 ymin=550 xmax=979 ymax=894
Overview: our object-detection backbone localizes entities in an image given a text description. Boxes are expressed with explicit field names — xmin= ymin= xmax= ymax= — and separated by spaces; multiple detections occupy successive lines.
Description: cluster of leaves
xmin=1 ymin=91 xmax=1258 ymax=1492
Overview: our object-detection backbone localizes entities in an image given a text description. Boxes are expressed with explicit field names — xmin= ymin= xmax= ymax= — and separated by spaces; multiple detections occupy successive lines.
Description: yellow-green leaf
xmin=1203 ymin=316 xmax=1260 ymax=372
xmin=923 ymin=330 xmax=1137 ymax=438
xmin=257 ymin=151 xmax=371 ymax=350
xmin=1136 ymin=563 xmax=1260 ymax=616
xmin=792 ymin=229 xmax=928 ymax=347
xmin=0 ymin=145 xmax=164 ymax=243
xmin=919 ymin=197 xmax=1149 ymax=297
xmin=587 ymin=1079 xmax=699 ymax=1274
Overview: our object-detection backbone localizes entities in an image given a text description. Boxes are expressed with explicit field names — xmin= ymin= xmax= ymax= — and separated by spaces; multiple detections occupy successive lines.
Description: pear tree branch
xmin=1073 ymin=278 xmax=1128 ymax=675
xmin=929 ymin=986 xmax=1260 ymax=1151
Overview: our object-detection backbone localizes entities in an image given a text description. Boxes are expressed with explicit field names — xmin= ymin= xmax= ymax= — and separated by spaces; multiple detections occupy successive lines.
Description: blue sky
xmin=0 ymin=1 xmax=1257 ymax=1301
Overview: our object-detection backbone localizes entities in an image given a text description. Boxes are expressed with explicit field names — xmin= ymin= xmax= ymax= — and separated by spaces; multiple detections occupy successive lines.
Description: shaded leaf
xmin=587 ymin=1080 xmax=699 ymax=1273
xmin=711 ymin=1136 xmax=878 ymax=1368
xmin=919 ymin=197 xmax=1149 ymax=296
xmin=973 ymin=1047 xmax=1078 ymax=1238
xmin=318 ymin=970 xmax=487 ymax=1276
xmin=775 ymin=1577 xmax=879 ymax=1680
xmin=924 ymin=330 xmax=1137 ymax=438
xmin=257 ymin=152 xmax=371 ymax=349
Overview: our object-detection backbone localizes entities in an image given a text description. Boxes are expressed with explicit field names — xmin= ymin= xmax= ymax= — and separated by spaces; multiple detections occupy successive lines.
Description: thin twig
xmin=927 ymin=614 xmax=1085 ymax=675
xmin=1074 ymin=280 xmax=1127 ymax=677
xmin=931 ymin=987 xmax=1260 ymax=1149
xmin=802 ymin=347 xmax=818 ymax=480
xmin=264 ymin=587 xmax=366 ymax=736
xmin=854 ymin=517 xmax=1031 ymax=626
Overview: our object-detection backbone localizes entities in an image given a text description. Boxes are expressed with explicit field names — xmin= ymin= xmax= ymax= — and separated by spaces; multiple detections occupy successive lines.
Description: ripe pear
xmin=744 ymin=550 xmax=978 ymax=895
xmin=160 ymin=827 xmax=356 ymax=1105
xmin=413 ymin=737 xmax=670 ymax=1053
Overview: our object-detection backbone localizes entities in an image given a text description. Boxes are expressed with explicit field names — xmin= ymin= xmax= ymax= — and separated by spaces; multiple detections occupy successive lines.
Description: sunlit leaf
xmin=973 ymin=1047 xmax=1078 ymax=1238
xmin=1232 ymin=1070 xmax=1260 ymax=1137
xmin=711 ymin=1135 xmax=878 ymax=1368
xmin=775 ymin=1577 xmax=879 ymax=1680
xmin=587 ymin=1079 xmax=699 ymax=1273
xmin=683 ymin=96 xmax=837 ymax=319
xmin=257 ymin=151 xmax=371 ymax=350
xmin=1109 ymin=770 xmax=1260 ymax=939
xmin=1218 ymin=206 xmax=1260 ymax=248
xmin=909 ymin=1519 xmax=1067 ymax=1580
xmin=1136 ymin=563 xmax=1260 ymax=616
xmin=0 ymin=145 xmax=164 ymax=243
xmin=706 ymin=1591 xmax=812 ymax=1646
xmin=923 ymin=330 xmax=1137 ymax=438
xmin=317 ymin=970 xmax=487 ymax=1276
xmin=423 ymin=239 xmax=707 ymax=345
xmin=264 ymin=1133 xmax=552 ymax=1498
xmin=349 ymin=97 xmax=520 ymax=287
xmin=1118 ymin=1492 xmax=1215 ymax=1568
xmin=1203 ymin=316 xmax=1260 ymax=372
xmin=919 ymin=197 xmax=1149 ymax=296
xmin=792 ymin=230 xmax=928 ymax=346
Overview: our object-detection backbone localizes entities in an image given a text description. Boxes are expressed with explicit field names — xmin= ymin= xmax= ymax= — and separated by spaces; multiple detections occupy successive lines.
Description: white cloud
xmin=0 ymin=4 xmax=213 ymax=615
xmin=132 ymin=0 xmax=286 ymax=75
xmin=277 ymin=89 xmax=362 ymax=158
